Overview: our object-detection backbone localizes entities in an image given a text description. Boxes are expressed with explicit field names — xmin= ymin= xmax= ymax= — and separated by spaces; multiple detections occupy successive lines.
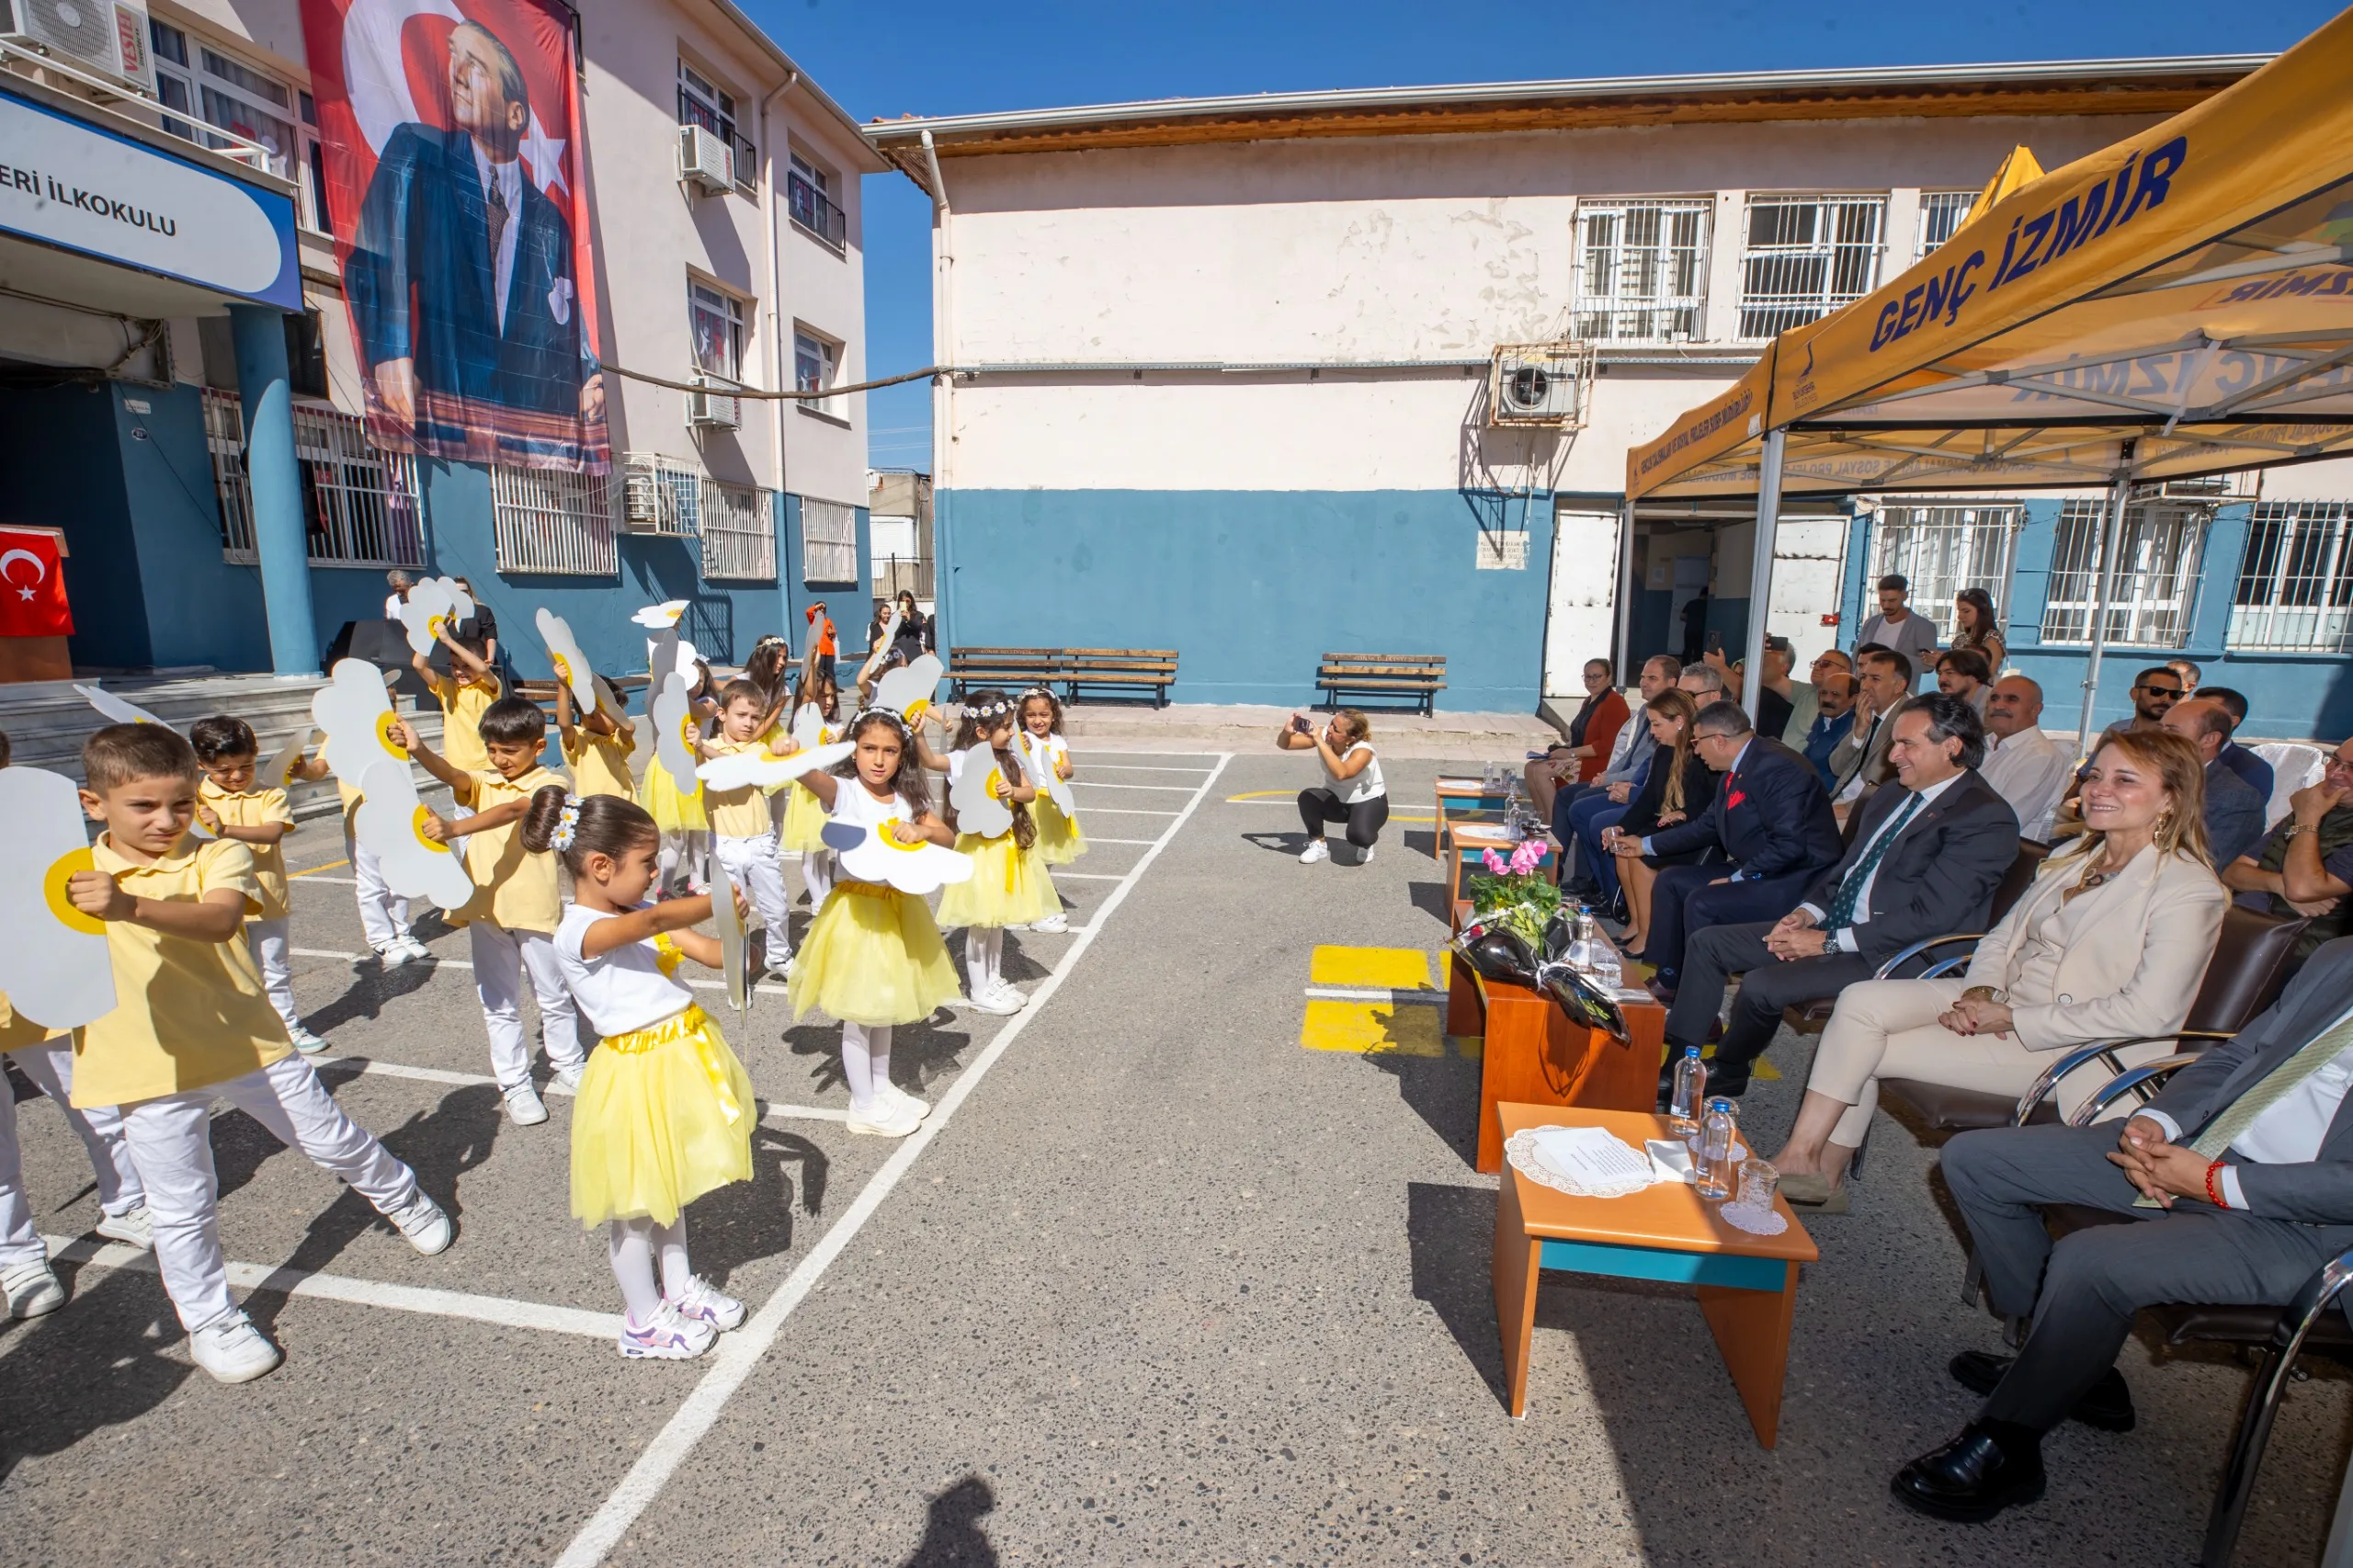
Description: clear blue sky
xmin=730 ymin=0 xmax=2346 ymax=473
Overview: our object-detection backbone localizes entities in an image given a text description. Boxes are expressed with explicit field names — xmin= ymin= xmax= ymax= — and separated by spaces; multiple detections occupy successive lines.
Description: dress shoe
xmin=1657 ymin=1057 xmax=1748 ymax=1103
xmin=1948 ymin=1351 xmax=2136 ymax=1432
xmin=1890 ymin=1420 xmax=2047 ymax=1523
xmin=1644 ymin=977 xmax=1677 ymax=1006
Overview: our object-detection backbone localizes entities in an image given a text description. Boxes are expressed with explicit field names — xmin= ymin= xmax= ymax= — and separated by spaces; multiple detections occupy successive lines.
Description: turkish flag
xmin=0 ymin=530 xmax=73 ymax=638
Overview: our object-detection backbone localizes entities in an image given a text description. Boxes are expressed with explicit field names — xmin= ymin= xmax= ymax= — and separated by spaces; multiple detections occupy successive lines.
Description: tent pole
xmin=1614 ymin=495 xmax=1637 ymax=681
xmin=1743 ymin=426 xmax=1787 ymax=726
xmin=2073 ymin=444 xmax=2136 ymax=754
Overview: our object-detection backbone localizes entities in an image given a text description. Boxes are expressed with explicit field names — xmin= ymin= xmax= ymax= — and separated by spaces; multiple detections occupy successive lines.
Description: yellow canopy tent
xmin=1626 ymin=5 xmax=2353 ymax=736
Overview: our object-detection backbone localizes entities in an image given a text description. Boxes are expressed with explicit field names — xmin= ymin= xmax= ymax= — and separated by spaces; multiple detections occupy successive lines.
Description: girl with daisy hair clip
xmin=1016 ymin=687 xmax=1081 ymax=933
xmin=930 ymin=690 xmax=1062 ymax=1012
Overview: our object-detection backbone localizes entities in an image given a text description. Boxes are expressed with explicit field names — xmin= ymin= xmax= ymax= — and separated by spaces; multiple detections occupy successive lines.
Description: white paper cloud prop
xmin=1023 ymin=733 xmax=1075 ymax=816
xmin=649 ymin=673 xmax=701 ymax=800
xmin=632 ymin=600 xmax=688 ymax=629
xmin=948 ymin=743 xmax=1015 ymax=840
xmin=820 ymin=817 xmax=973 ymax=895
xmin=312 ymin=658 xmax=408 ymax=787
xmin=710 ymin=865 xmax=749 ymax=1019
xmin=74 ymin=683 xmax=169 ymax=729
xmin=535 ymin=608 xmax=597 ymax=709
xmin=696 ymin=741 xmax=855 ymax=794
xmin=0 ymin=767 xmax=119 ymax=1030
xmin=262 ymin=726 xmax=320 ymax=790
xmin=871 ymin=654 xmax=944 ymax=727
xmin=352 ymin=759 xmax=476 ymax=910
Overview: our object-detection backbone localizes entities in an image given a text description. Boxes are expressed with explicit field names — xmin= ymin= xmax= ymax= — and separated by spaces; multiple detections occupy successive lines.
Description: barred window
xmin=798 ymin=495 xmax=858 ymax=585
xmin=677 ymin=62 xmax=756 ymax=194
xmin=493 ymin=465 xmax=620 ymax=577
xmin=1738 ymin=195 xmax=1886 ymax=339
xmin=1916 ymin=191 xmax=1976 ymax=256
xmin=1571 ymin=199 xmax=1711 ymax=343
xmin=2231 ymin=501 xmax=2353 ymax=653
xmin=700 ymin=482 xmax=776 ymax=581
xmin=2039 ymin=497 xmax=2209 ymax=649
xmin=202 ymin=390 xmax=423 ymax=568
xmin=1870 ymin=503 xmax=2021 ymax=642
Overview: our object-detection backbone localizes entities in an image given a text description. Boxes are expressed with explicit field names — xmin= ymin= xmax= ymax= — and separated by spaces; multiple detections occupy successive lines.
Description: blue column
xmin=228 ymin=303 xmax=319 ymax=675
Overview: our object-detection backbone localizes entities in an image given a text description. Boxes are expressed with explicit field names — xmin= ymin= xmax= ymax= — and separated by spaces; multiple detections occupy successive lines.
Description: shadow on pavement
xmin=0 ymin=1265 xmax=194 ymax=1485
xmin=1404 ymin=1180 xmax=1507 ymax=1405
xmin=900 ymin=1472 xmax=998 ymax=1567
xmin=1364 ymin=1053 xmax=1480 ymax=1169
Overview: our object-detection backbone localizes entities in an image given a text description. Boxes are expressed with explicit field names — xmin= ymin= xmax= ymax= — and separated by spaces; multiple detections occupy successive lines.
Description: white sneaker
xmin=988 ymin=981 xmax=1030 ymax=1011
xmin=763 ymin=954 xmax=795 ymax=983
xmin=286 ymin=1024 xmax=328 ymax=1054
xmin=95 ymin=1207 xmax=153 ymax=1250
xmin=669 ymin=1275 xmax=746 ymax=1332
xmin=548 ymin=1062 xmax=586 ymax=1095
xmin=504 ymin=1084 xmax=549 ymax=1126
xmin=846 ymin=1096 xmax=923 ymax=1138
xmin=397 ymin=938 xmax=433 ymax=963
xmin=1356 ymin=845 xmax=1376 ymax=865
xmin=385 ymin=1190 xmax=454 ymax=1256
xmin=372 ymin=943 xmax=413 ymax=971
xmin=1299 ymin=839 xmax=1331 ymax=865
xmin=967 ymin=986 xmax=1022 ymax=1017
xmin=1029 ymin=913 xmax=1068 ymax=934
xmin=880 ymin=1080 xmax=930 ymax=1121
xmin=189 ymin=1311 xmax=282 ymax=1383
xmin=618 ymin=1300 xmax=717 ymax=1359
xmin=2 ymin=1259 xmax=65 ymax=1319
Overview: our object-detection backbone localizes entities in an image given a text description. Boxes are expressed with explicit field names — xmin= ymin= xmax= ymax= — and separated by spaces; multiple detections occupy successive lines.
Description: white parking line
xmin=292 ymin=874 xmax=359 ymax=885
xmin=1078 ymin=764 xmax=1216 ymax=774
xmin=1302 ymin=985 xmax=1447 ymax=1006
xmin=40 ymin=1234 xmax=623 ymax=1340
xmin=1072 ymin=780 xmax=1204 ymax=791
xmin=292 ymin=948 xmax=792 ymax=999
xmin=1081 ymin=837 xmax=1157 ymax=846
xmin=551 ymin=751 xmax=1234 ymax=1568
xmin=1051 ymin=871 xmax=1126 ymax=881
xmin=306 ymin=1053 xmax=846 ymax=1122
xmin=1064 ymin=748 xmax=1220 ymax=758
xmin=1074 ymin=806 xmax=1183 ymax=816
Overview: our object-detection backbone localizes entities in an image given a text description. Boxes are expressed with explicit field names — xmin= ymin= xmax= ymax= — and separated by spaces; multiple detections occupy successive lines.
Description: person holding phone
xmin=1282 ymin=710 xmax=1387 ymax=865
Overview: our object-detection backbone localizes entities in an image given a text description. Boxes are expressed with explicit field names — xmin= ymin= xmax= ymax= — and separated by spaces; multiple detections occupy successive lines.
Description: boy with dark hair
xmin=67 ymin=724 xmax=450 ymax=1381
xmin=413 ymin=622 xmax=502 ymax=821
xmin=189 ymin=715 xmax=321 ymax=1051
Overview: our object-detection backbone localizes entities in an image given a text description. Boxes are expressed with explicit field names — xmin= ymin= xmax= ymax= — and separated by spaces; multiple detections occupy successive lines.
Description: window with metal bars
xmin=798 ymin=496 xmax=858 ymax=585
xmin=1571 ymin=199 xmax=1711 ymax=342
xmin=1870 ymin=503 xmax=2022 ymax=642
xmin=2039 ymin=497 xmax=2209 ymax=648
xmin=2231 ymin=501 xmax=2353 ymax=653
xmin=676 ymin=62 xmax=756 ymax=194
xmin=699 ymin=483 xmax=776 ymax=581
xmin=200 ymin=391 xmax=424 ymax=568
xmin=788 ymin=152 xmax=847 ymax=251
xmin=1738 ymin=195 xmax=1886 ymax=338
xmin=492 ymin=465 xmax=620 ymax=576
xmin=1916 ymin=191 xmax=1976 ymax=257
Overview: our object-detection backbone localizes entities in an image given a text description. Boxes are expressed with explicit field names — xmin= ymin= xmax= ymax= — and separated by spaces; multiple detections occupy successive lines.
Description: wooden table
xmin=1491 ymin=1103 xmax=1818 ymax=1444
xmin=1449 ymin=950 xmax=1663 ymax=1170
xmin=1442 ymin=809 xmax=1556 ymax=910
xmin=1435 ymin=776 xmax=1514 ymax=832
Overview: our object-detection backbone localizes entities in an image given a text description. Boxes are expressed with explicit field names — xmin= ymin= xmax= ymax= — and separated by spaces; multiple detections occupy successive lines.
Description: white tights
xmin=659 ymin=831 xmax=710 ymax=893
xmin=608 ymin=1214 xmax=692 ymax=1325
xmin=841 ymin=1021 xmax=892 ymax=1115
xmin=801 ymin=848 xmax=835 ymax=907
xmin=966 ymin=927 xmax=1004 ymax=994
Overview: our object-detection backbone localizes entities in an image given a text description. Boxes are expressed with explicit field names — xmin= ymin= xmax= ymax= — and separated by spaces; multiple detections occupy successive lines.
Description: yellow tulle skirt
xmin=782 ymin=781 xmax=828 ymax=852
xmin=789 ymin=881 xmax=962 ymax=1027
xmin=643 ymin=760 xmax=708 ymax=833
xmin=570 ymin=1006 xmax=754 ymax=1229
xmin=936 ymin=833 xmax=1062 ymax=928
xmin=1034 ymin=798 xmax=1087 ymax=864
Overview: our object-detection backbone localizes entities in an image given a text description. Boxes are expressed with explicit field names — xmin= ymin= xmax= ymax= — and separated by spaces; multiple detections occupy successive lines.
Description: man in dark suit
xmin=347 ymin=20 xmax=603 ymax=447
xmin=1612 ymin=700 xmax=1843 ymax=994
xmin=2162 ymin=697 xmax=2268 ymax=870
xmin=1893 ymin=937 xmax=2353 ymax=1523
xmin=2200 ymin=686 xmax=2277 ymax=802
xmin=1665 ymin=694 xmax=2019 ymax=1096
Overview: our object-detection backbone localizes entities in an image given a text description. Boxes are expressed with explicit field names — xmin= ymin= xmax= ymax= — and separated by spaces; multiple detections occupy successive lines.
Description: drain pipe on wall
xmin=760 ymin=70 xmax=799 ymax=498
xmin=921 ymin=129 xmax=955 ymax=642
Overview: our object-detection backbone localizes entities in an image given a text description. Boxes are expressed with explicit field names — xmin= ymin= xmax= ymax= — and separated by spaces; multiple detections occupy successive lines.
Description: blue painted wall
xmin=935 ymin=487 xmax=1552 ymax=711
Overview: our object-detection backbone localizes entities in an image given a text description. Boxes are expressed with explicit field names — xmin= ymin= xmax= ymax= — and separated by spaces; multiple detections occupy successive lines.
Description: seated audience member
xmin=1893 ymin=935 xmax=2353 ymax=1524
xmin=1620 ymin=699 xmax=1842 ymax=993
xmin=1827 ymin=647 xmax=1915 ymax=819
xmin=1706 ymin=635 xmax=1811 ymax=743
xmin=1666 ymin=696 xmax=2018 ymax=1097
xmin=2098 ymin=665 xmax=2186 ymax=744
xmin=1525 ymin=659 xmax=1629 ymax=822
xmin=1802 ymin=672 xmax=1858 ymax=790
xmin=2160 ymin=697 xmax=2268 ymax=869
xmin=1770 ymin=729 xmax=2228 ymax=1210
xmin=1811 ymin=646 xmax=1854 ymax=687
xmin=2199 ymin=686 xmax=2275 ymax=803
xmin=2166 ymin=654 xmax=2201 ymax=696
xmin=1603 ymin=691 xmax=1716 ymax=955
xmin=1936 ymin=648 xmax=1994 ymax=718
xmin=1563 ymin=660 xmax=1706 ymax=898
xmin=2224 ymin=737 xmax=2353 ymax=969
xmin=1978 ymin=676 xmax=2070 ymax=842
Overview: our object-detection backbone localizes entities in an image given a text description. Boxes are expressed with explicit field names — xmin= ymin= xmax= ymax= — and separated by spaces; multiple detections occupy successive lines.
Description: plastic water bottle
xmin=1591 ymin=930 xmax=1622 ymax=991
xmin=1698 ymin=1097 xmax=1740 ymax=1200
xmin=1669 ymin=1047 xmax=1707 ymax=1137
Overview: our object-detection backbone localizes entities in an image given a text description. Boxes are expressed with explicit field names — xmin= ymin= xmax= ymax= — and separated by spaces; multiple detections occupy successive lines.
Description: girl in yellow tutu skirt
xmin=780 ymin=665 xmax=844 ymax=908
xmin=1017 ymin=687 xmax=1081 ymax=934
xmin=530 ymin=788 xmax=755 ymax=1361
xmin=932 ymin=690 xmax=1061 ymax=1015
xmin=787 ymin=710 xmax=964 ymax=1139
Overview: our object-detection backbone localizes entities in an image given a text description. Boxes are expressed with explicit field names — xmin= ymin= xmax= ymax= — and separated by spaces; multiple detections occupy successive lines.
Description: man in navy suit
xmin=347 ymin=20 xmax=602 ymax=451
xmin=1611 ymin=700 xmax=1842 ymax=994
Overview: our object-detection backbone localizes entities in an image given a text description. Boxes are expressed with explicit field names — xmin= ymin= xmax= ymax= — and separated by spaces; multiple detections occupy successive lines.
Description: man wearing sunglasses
xmin=2225 ymin=738 xmax=2353 ymax=971
xmin=2099 ymin=665 xmax=2185 ymax=743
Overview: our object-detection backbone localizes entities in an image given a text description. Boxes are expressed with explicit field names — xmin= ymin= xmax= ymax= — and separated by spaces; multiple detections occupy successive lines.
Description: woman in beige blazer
xmin=1771 ymin=728 xmax=2228 ymax=1210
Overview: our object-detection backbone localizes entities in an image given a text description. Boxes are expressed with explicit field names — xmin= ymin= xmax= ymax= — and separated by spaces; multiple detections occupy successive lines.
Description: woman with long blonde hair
xmin=1605 ymin=689 xmax=1716 ymax=956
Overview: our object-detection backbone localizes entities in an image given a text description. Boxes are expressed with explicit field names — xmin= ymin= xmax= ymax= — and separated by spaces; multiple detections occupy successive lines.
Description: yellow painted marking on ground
xmin=1311 ymin=944 xmax=1434 ymax=991
xmin=1226 ymin=788 xmax=1435 ymax=823
xmin=1301 ymin=1000 xmax=1444 ymax=1057
xmin=290 ymin=859 xmax=352 ymax=878
xmin=1449 ymin=1034 xmax=1482 ymax=1062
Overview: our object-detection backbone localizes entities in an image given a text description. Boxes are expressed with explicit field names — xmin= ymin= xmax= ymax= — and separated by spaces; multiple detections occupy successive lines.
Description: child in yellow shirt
xmin=395 ymin=694 xmax=585 ymax=1126
xmin=699 ymin=678 xmax=801 ymax=981
xmin=414 ymin=624 xmax=501 ymax=820
xmin=555 ymin=675 xmax=636 ymax=802
xmin=66 ymin=723 xmax=451 ymax=1382
xmin=190 ymin=715 xmax=323 ymax=1052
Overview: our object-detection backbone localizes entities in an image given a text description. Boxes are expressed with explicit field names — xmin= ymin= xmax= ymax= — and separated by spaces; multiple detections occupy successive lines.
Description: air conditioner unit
xmin=676 ymin=123 xmax=733 ymax=196
xmin=1 ymin=0 xmax=156 ymax=94
xmin=686 ymin=375 xmax=741 ymax=432
xmin=1486 ymin=343 xmax=1594 ymax=429
xmin=622 ymin=453 xmax=703 ymax=533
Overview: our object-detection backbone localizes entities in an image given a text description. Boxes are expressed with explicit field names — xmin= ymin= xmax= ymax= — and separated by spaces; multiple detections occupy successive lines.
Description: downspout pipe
xmin=921 ymin=129 xmax=954 ymax=645
xmin=760 ymin=71 xmax=798 ymax=499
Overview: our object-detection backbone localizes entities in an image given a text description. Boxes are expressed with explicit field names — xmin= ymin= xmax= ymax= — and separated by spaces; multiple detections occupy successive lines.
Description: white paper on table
xmin=1529 ymin=1126 xmax=1653 ymax=1189
xmin=1644 ymin=1140 xmax=1699 ymax=1185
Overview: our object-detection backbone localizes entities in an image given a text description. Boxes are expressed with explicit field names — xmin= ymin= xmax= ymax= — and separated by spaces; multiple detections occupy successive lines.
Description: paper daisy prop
xmin=632 ymin=600 xmax=688 ymax=630
xmin=1022 ymin=733 xmax=1075 ymax=816
xmin=0 ymin=767 xmax=119 ymax=1030
xmin=948 ymin=742 xmax=1016 ymax=840
xmin=261 ymin=726 xmax=320 ymax=790
xmin=649 ymin=673 xmax=701 ymax=800
xmin=352 ymin=758 xmax=476 ymax=911
xmin=871 ymin=653 xmax=944 ymax=727
xmin=74 ymin=683 xmax=169 ymax=729
xmin=312 ymin=658 xmax=407 ymax=788
xmin=873 ymin=602 xmax=904 ymax=657
xmin=790 ymin=702 xmax=839 ymax=750
xmin=710 ymin=865 xmax=749 ymax=1023
xmin=696 ymin=740 xmax=854 ymax=794
xmin=398 ymin=577 xmax=474 ymax=658
xmin=820 ymin=817 xmax=974 ymax=895
xmin=535 ymin=608 xmax=597 ymax=709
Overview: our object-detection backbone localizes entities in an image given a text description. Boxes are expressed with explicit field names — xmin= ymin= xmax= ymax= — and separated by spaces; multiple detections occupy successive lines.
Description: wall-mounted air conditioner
xmin=687 ymin=374 xmax=741 ymax=432
xmin=676 ymin=123 xmax=733 ymax=196
xmin=1 ymin=0 xmax=156 ymax=94
xmin=1486 ymin=343 xmax=1595 ymax=429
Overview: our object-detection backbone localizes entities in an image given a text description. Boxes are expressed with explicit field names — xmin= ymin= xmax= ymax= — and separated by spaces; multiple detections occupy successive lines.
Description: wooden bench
xmin=512 ymin=675 xmax=650 ymax=709
xmin=1063 ymin=648 xmax=1177 ymax=708
xmin=1318 ymin=653 xmax=1447 ymax=716
xmin=946 ymin=647 xmax=1064 ymax=699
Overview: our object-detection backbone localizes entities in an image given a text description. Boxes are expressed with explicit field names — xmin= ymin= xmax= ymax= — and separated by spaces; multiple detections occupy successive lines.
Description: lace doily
xmin=1717 ymin=1200 xmax=1789 ymax=1235
xmin=1505 ymin=1127 xmax=1653 ymax=1199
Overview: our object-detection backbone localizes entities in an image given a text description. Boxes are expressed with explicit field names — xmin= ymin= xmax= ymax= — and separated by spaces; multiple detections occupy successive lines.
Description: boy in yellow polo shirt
xmin=66 ymin=724 xmax=452 ymax=1383
xmin=414 ymin=623 xmax=501 ymax=821
xmin=190 ymin=715 xmax=324 ymax=1052
xmin=699 ymin=678 xmax=800 ymax=982
xmin=555 ymin=674 xmax=636 ymax=802
xmin=395 ymin=694 xmax=584 ymax=1127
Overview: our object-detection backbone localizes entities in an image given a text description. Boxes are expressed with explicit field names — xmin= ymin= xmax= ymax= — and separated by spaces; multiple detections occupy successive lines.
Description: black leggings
xmin=1299 ymin=788 xmax=1390 ymax=848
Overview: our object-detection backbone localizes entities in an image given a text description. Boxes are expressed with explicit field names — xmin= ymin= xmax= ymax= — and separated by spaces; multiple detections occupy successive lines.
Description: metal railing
xmin=2040 ymin=496 xmax=2209 ymax=649
xmin=1572 ymin=199 xmax=1711 ymax=343
xmin=871 ymin=554 xmax=936 ymax=600
xmin=798 ymin=494 xmax=858 ymax=584
xmin=787 ymin=171 xmax=847 ymax=250
xmin=1738 ymin=195 xmax=1885 ymax=339
xmin=492 ymin=463 xmax=620 ymax=577
xmin=699 ymin=481 xmax=776 ymax=582
xmin=201 ymin=390 xmax=424 ymax=568
xmin=1915 ymin=191 xmax=1976 ymax=257
xmin=1870 ymin=503 xmax=2022 ymax=642
xmin=2231 ymin=501 xmax=2353 ymax=653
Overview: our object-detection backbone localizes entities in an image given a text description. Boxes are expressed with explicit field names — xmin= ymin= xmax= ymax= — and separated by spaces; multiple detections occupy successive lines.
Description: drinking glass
xmin=1737 ymin=1157 xmax=1779 ymax=1211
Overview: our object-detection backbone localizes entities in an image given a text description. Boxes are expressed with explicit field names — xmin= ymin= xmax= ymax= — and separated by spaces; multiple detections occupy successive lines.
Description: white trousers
xmin=714 ymin=831 xmax=791 ymax=956
xmin=348 ymin=833 xmax=414 ymax=953
xmin=801 ymin=847 xmax=835 ymax=908
xmin=246 ymin=918 xmax=303 ymax=1034
xmin=468 ymin=923 xmax=584 ymax=1089
xmin=6 ymin=1040 xmax=143 ymax=1219
xmin=119 ymin=1054 xmax=420 ymax=1331
xmin=0 ymin=1076 xmax=40 ymax=1268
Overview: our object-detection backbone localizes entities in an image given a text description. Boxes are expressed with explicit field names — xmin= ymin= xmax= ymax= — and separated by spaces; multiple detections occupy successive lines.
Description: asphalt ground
xmin=3 ymin=748 xmax=2349 ymax=1565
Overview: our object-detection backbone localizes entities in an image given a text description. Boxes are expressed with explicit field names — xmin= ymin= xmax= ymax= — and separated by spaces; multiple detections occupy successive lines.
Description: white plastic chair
xmin=2252 ymin=742 xmax=2327 ymax=829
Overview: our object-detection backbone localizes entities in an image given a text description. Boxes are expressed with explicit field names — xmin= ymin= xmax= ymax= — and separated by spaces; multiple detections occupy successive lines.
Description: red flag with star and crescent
xmin=0 ymin=530 xmax=71 ymax=638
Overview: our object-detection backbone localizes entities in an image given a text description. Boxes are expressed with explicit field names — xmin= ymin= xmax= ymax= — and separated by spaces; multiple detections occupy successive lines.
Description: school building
xmin=0 ymin=0 xmax=880 ymax=684
xmin=866 ymin=55 xmax=2353 ymax=735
